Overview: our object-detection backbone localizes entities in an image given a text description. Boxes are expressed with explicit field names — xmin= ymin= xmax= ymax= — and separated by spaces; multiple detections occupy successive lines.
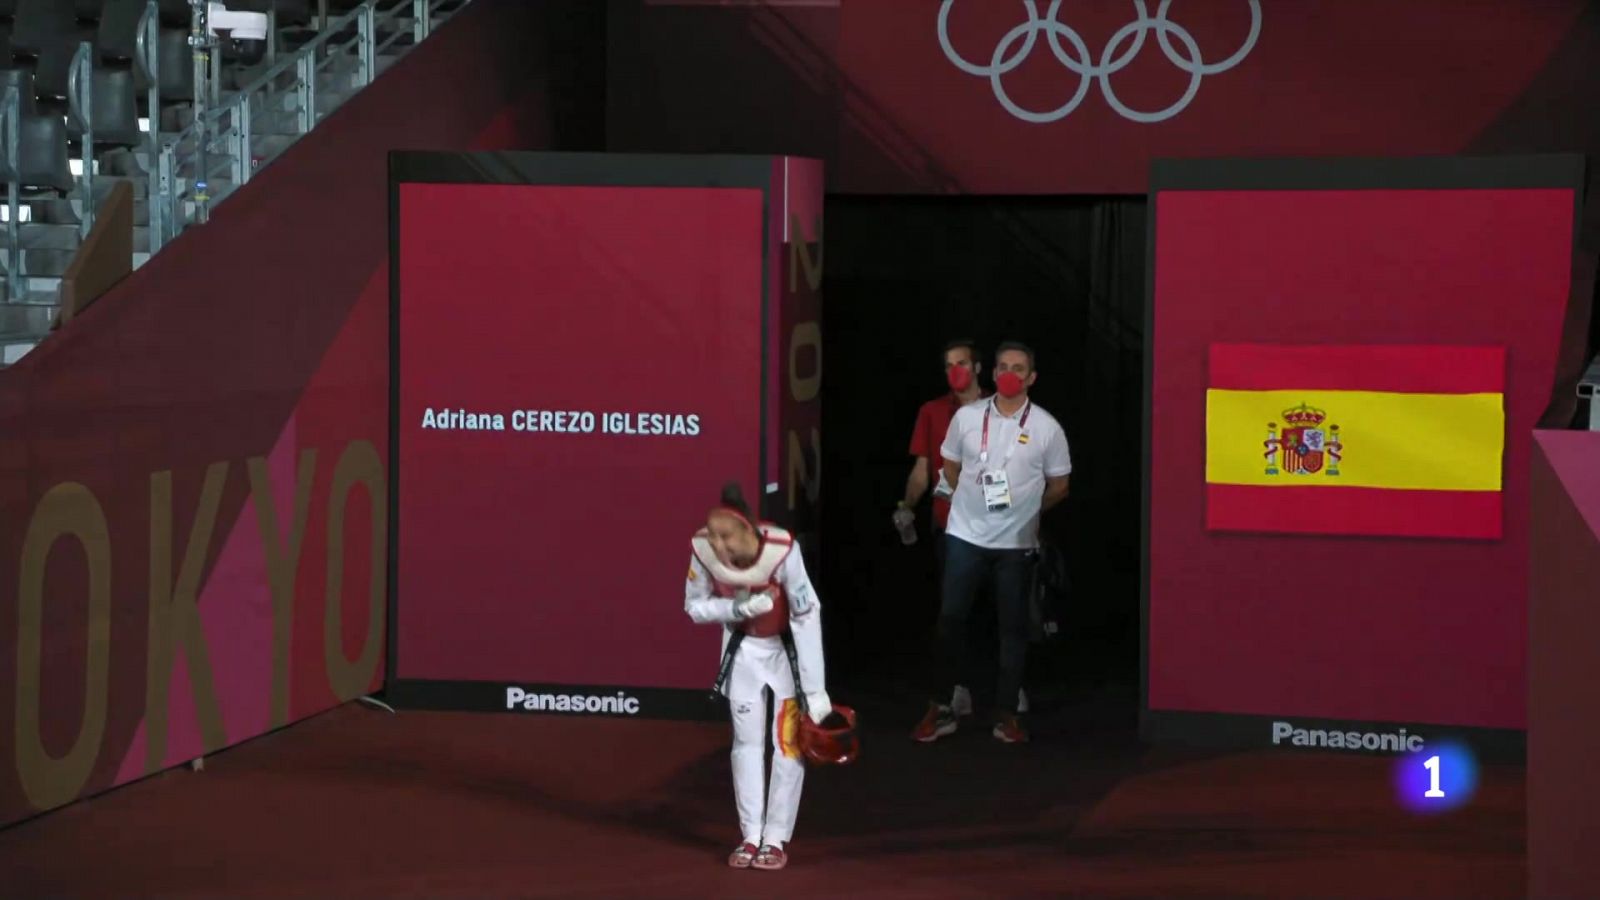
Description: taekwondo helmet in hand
xmin=800 ymin=704 xmax=860 ymax=766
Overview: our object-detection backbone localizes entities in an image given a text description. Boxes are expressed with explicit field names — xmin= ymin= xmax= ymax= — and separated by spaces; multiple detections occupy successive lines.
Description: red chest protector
xmin=691 ymin=525 xmax=794 ymax=637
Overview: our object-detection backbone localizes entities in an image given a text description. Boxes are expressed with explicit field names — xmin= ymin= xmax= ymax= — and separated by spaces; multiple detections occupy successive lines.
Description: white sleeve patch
xmin=784 ymin=550 xmax=816 ymax=614
xmin=790 ymin=580 xmax=813 ymax=614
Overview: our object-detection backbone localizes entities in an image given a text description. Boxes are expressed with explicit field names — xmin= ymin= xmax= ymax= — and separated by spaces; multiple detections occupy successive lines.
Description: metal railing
xmin=0 ymin=40 xmax=97 ymax=299
xmin=150 ymin=0 xmax=460 ymax=254
xmin=0 ymin=0 xmax=463 ymax=310
xmin=66 ymin=44 xmax=96 ymax=240
xmin=136 ymin=1 xmax=162 ymax=195
xmin=1 ymin=85 xmax=20 ymax=301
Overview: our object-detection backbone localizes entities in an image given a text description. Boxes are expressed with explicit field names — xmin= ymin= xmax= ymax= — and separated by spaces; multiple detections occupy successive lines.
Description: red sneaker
xmin=752 ymin=843 xmax=788 ymax=870
xmin=911 ymin=702 xmax=958 ymax=742
xmin=993 ymin=712 xmax=1029 ymax=744
xmin=728 ymin=842 xmax=758 ymax=868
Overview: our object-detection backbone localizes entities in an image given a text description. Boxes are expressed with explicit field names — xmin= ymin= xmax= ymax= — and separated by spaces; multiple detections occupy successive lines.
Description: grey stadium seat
xmin=33 ymin=30 xmax=99 ymax=101
xmin=0 ymin=64 xmax=72 ymax=193
xmin=0 ymin=67 xmax=38 ymax=115
xmin=0 ymin=112 xmax=75 ymax=193
xmin=66 ymin=66 xmax=142 ymax=147
xmin=98 ymin=0 xmax=195 ymax=104
xmin=12 ymin=0 xmax=79 ymax=57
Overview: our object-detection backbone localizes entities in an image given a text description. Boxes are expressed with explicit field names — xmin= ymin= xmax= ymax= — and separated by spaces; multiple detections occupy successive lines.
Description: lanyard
xmin=979 ymin=399 xmax=1031 ymax=466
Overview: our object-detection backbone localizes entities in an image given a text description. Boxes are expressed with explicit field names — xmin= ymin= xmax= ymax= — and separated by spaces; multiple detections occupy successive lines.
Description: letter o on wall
xmin=15 ymin=483 xmax=112 ymax=811
xmin=324 ymin=440 xmax=386 ymax=702
xmin=1363 ymin=734 xmax=1382 ymax=751
xmin=789 ymin=322 xmax=821 ymax=403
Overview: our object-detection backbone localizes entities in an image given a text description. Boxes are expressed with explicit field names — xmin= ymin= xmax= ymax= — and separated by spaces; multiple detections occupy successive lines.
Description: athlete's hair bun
xmin=719 ymin=481 xmax=754 ymax=521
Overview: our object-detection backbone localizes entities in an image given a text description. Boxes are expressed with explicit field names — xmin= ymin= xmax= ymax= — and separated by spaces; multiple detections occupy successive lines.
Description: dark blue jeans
xmin=938 ymin=534 xmax=1034 ymax=715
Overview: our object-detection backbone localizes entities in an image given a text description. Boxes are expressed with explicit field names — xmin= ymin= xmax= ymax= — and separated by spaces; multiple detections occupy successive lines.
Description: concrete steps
xmin=1 ymin=335 xmax=40 ymax=367
xmin=0 ymin=247 xmax=150 ymax=278
xmin=22 ymin=222 xmax=154 ymax=254
xmin=0 ymin=295 xmax=59 ymax=334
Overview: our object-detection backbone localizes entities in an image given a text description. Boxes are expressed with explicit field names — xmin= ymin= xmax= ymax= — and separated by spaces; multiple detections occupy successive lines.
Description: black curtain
xmin=818 ymin=195 xmax=1147 ymax=704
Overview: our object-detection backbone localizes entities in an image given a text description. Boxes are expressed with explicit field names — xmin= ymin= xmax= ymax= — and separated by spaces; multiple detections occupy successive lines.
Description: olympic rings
xmin=937 ymin=0 xmax=1262 ymax=124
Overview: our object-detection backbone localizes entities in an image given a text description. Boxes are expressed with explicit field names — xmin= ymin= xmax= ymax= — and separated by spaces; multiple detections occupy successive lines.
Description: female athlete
xmin=684 ymin=482 xmax=831 ymax=871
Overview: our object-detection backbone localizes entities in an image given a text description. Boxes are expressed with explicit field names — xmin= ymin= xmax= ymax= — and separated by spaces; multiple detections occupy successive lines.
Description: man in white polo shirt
xmin=911 ymin=341 xmax=1071 ymax=744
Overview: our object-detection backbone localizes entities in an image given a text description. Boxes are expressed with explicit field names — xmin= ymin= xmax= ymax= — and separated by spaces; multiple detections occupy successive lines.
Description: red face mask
xmin=946 ymin=365 xmax=973 ymax=392
xmin=995 ymin=371 xmax=1026 ymax=398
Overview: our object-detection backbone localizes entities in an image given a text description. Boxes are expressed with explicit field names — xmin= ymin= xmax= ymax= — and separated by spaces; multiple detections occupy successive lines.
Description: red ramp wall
xmin=0 ymin=0 xmax=603 ymax=827
xmin=1529 ymin=430 xmax=1600 ymax=898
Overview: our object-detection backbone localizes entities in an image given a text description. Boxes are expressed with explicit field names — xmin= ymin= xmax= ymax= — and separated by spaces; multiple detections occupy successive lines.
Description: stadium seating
xmin=0 ymin=0 xmax=469 ymax=366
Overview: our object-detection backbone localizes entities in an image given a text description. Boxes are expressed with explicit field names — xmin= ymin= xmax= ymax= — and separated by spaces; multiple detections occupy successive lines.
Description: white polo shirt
xmin=940 ymin=396 xmax=1071 ymax=550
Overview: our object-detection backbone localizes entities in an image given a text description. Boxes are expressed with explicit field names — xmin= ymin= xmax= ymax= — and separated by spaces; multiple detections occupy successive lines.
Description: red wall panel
xmin=1528 ymin=430 xmax=1600 ymax=898
xmin=0 ymin=0 xmax=601 ymax=827
xmin=1146 ymin=169 xmax=1578 ymax=735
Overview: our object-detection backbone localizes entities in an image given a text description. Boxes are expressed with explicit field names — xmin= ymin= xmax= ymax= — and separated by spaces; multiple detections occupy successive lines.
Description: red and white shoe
xmin=911 ymin=702 xmax=958 ymax=742
xmin=993 ymin=712 xmax=1029 ymax=744
xmin=728 ymin=842 xmax=758 ymax=868
xmin=752 ymin=843 xmax=788 ymax=870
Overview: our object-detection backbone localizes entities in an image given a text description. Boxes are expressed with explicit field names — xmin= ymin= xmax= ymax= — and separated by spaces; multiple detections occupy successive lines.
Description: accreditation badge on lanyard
xmin=978 ymin=399 xmax=1031 ymax=513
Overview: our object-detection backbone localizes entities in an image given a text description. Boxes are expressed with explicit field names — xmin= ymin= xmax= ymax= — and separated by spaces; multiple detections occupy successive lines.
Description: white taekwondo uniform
xmin=685 ymin=523 xmax=825 ymax=848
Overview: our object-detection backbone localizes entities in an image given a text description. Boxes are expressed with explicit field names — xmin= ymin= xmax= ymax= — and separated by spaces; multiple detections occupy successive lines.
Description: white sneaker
xmin=950 ymin=685 xmax=973 ymax=718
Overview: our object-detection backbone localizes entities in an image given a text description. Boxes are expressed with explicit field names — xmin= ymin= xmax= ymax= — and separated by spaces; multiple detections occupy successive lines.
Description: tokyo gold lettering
xmin=789 ymin=321 xmax=820 ymax=403
xmin=246 ymin=450 xmax=316 ymax=728
xmin=784 ymin=210 xmax=823 ymax=515
xmin=14 ymin=483 xmax=112 ymax=812
xmin=146 ymin=463 xmax=231 ymax=772
xmin=787 ymin=428 xmax=821 ymax=512
xmin=324 ymin=440 xmax=386 ymax=702
xmin=788 ymin=213 xmax=823 ymax=292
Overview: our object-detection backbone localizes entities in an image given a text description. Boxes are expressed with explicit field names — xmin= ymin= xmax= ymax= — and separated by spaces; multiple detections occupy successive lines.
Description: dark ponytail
xmin=719 ymin=481 xmax=755 ymax=524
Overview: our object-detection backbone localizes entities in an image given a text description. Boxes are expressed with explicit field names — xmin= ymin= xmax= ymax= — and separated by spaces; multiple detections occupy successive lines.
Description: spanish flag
xmin=1205 ymin=344 xmax=1506 ymax=539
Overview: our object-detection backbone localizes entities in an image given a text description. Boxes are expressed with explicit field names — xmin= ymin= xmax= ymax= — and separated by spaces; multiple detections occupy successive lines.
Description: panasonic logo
xmin=1271 ymin=720 xmax=1424 ymax=753
xmin=505 ymin=687 xmax=641 ymax=715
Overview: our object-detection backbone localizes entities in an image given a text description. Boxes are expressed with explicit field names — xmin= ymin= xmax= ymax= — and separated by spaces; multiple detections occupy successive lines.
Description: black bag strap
xmin=779 ymin=628 xmax=809 ymax=719
xmin=714 ymin=626 xmax=812 ymax=721
xmin=710 ymin=629 xmax=746 ymax=698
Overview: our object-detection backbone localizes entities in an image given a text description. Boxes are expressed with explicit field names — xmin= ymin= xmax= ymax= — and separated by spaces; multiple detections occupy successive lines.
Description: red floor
xmin=0 ymin=700 xmax=1525 ymax=898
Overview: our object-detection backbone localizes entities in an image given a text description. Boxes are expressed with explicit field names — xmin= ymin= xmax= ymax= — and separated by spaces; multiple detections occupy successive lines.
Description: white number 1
xmin=1424 ymin=755 xmax=1445 ymax=798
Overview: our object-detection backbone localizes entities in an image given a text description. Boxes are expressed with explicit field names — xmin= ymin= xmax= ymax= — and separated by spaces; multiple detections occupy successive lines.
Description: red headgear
xmin=800 ymin=705 xmax=860 ymax=766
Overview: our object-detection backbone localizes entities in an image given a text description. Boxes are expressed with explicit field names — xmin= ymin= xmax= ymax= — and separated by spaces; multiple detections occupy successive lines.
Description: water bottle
xmin=894 ymin=502 xmax=918 ymax=546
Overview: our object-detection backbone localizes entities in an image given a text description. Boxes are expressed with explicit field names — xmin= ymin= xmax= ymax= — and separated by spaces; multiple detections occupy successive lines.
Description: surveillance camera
xmin=207 ymin=3 xmax=269 ymax=42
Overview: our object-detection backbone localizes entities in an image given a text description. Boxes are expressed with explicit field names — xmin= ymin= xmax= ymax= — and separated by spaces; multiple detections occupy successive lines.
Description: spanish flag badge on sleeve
xmin=1204 ymin=344 xmax=1506 ymax=540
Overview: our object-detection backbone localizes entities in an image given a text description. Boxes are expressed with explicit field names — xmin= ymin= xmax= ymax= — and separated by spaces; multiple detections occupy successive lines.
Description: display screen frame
xmin=386 ymin=151 xmax=778 ymax=718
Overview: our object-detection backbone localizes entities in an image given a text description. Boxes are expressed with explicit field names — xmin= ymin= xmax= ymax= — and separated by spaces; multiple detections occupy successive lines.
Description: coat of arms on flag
xmin=1264 ymin=403 xmax=1342 ymax=476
